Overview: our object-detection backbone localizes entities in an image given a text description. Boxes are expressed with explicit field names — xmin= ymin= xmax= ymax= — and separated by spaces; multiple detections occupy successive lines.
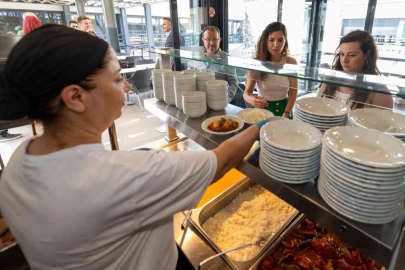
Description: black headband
xmin=0 ymin=24 xmax=109 ymax=120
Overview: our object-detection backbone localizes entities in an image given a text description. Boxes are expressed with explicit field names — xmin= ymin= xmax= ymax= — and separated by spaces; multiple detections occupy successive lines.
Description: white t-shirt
xmin=0 ymin=138 xmax=217 ymax=270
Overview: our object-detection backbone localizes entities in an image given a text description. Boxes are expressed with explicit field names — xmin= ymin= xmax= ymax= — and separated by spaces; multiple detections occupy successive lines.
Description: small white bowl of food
xmin=201 ymin=115 xmax=244 ymax=135
xmin=236 ymin=108 xmax=275 ymax=124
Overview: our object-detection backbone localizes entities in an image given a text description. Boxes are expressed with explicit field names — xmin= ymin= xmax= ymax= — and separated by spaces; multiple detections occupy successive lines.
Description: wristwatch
xmin=284 ymin=111 xmax=291 ymax=118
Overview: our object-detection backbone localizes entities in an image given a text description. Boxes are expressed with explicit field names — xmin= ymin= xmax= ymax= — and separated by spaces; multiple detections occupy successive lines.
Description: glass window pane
xmin=372 ymin=0 xmax=405 ymax=76
xmin=228 ymin=0 xmax=277 ymax=58
xmin=282 ymin=0 xmax=312 ymax=65
xmin=320 ymin=0 xmax=368 ymax=68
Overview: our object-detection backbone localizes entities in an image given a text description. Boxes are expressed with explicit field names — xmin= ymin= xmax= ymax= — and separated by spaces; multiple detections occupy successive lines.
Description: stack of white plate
xmin=162 ymin=71 xmax=182 ymax=106
xmin=151 ymin=69 xmax=171 ymax=101
xmin=205 ymin=80 xmax=228 ymax=110
xmin=347 ymin=108 xmax=405 ymax=143
xmin=182 ymin=69 xmax=201 ymax=75
xmin=196 ymin=72 xmax=215 ymax=92
xmin=174 ymin=75 xmax=197 ymax=109
xmin=295 ymin=97 xmax=349 ymax=133
xmin=259 ymin=120 xmax=322 ymax=184
xmin=319 ymin=126 xmax=405 ymax=224
xmin=182 ymin=91 xmax=207 ymax=118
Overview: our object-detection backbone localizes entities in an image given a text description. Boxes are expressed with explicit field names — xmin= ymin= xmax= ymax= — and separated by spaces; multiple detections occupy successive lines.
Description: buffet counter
xmin=144 ymin=98 xmax=405 ymax=268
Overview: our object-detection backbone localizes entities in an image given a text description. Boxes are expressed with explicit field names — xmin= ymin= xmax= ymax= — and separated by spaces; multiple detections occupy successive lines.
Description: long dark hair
xmin=0 ymin=24 xmax=109 ymax=123
xmin=324 ymin=30 xmax=380 ymax=109
xmin=255 ymin=22 xmax=289 ymax=62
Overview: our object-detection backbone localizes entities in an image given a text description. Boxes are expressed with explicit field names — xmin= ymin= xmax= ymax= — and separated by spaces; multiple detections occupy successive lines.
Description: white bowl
xmin=182 ymin=91 xmax=206 ymax=103
xmin=205 ymin=80 xmax=228 ymax=91
xmin=174 ymin=83 xmax=197 ymax=91
xmin=197 ymin=81 xmax=209 ymax=86
xmin=206 ymin=89 xmax=228 ymax=97
xmin=197 ymin=87 xmax=206 ymax=92
xmin=296 ymin=97 xmax=350 ymax=116
xmin=151 ymin=69 xmax=172 ymax=76
xmin=163 ymin=80 xmax=174 ymax=87
xmin=153 ymin=81 xmax=163 ymax=88
xmin=201 ymin=115 xmax=244 ymax=136
xmin=183 ymin=100 xmax=206 ymax=109
xmin=174 ymin=75 xmax=197 ymax=85
xmin=164 ymin=91 xmax=175 ymax=98
xmin=207 ymin=95 xmax=227 ymax=103
xmin=261 ymin=120 xmax=322 ymax=151
xmin=162 ymin=71 xmax=183 ymax=81
xmin=207 ymin=100 xmax=228 ymax=110
xmin=183 ymin=106 xmax=206 ymax=118
xmin=164 ymin=96 xmax=176 ymax=105
xmin=182 ymin=69 xmax=201 ymax=75
xmin=348 ymin=108 xmax=405 ymax=136
xmin=196 ymin=72 xmax=215 ymax=81
xmin=323 ymin=126 xmax=405 ymax=168
xmin=236 ymin=108 xmax=275 ymax=124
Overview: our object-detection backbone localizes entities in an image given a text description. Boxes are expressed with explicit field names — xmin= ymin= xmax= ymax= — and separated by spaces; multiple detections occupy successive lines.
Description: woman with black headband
xmin=0 ymin=25 xmax=260 ymax=269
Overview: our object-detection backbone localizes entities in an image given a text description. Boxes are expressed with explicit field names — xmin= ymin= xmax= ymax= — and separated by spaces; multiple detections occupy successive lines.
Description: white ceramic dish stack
xmin=182 ymin=69 xmax=201 ymax=75
xmin=205 ymin=80 xmax=228 ymax=110
xmin=294 ymin=97 xmax=350 ymax=133
xmin=347 ymin=108 xmax=405 ymax=143
xmin=196 ymin=72 xmax=215 ymax=92
xmin=319 ymin=126 xmax=405 ymax=224
xmin=151 ymin=69 xmax=171 ymax=101
xmin=182 ymin=91 xmax=207 ymax=118
xmin=259 ymin=120 xmax=322 ymax=184
xmin=174 ymin=75 xmax=197 ymax=109
xmin=162 ymin=71 xmax=182 ymax=106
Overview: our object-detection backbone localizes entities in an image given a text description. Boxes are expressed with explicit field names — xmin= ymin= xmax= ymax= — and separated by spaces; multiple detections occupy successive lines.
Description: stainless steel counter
xmin=145 ymin=98 xmax=405 ymax=267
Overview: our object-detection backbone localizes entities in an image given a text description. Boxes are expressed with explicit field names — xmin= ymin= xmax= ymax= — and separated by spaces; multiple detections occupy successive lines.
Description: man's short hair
xmin=77 ymin=16 xmax=90 ymax=24
xmin=163 ymin=17 xmax=171 ymax=22
xmin=202 ymin=26 xmax=221 ymax=36
xmin=69 ymin=20 xmax=78 ymax=26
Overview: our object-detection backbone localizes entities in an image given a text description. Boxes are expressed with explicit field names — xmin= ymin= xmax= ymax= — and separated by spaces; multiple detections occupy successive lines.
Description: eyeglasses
xmin=202 ymin=38 xmax=220 ymax=43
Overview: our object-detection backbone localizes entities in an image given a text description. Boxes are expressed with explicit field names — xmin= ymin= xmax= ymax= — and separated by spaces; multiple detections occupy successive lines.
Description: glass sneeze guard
xmin=149 ymin=48 xmax=405 ymax=98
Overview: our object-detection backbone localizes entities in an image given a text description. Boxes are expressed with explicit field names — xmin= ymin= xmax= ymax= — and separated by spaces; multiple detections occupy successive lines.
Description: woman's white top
xmin=333 ymin=90 xmax=353 ymax=107
xmin=0 ymin=138 xmax=217 ymax=270
xmin=255 ymin=59 xmax=290 ymax=101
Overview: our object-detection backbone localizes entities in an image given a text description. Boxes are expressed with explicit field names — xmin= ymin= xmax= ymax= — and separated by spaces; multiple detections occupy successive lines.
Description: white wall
xmin=228 ymin=0 xmax=245 ymax=21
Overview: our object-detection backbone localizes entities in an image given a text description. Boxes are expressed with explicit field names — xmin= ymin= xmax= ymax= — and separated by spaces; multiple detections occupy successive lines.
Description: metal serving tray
xmin=249 ymin=214 xmax=305 ymax=270
xmin=190 ymin=177 xmax=300 ymax=270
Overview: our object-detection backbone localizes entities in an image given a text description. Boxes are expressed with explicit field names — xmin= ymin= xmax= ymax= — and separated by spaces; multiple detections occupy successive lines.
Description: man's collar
xmin=204 ymin=48 xmax=221 ymax=55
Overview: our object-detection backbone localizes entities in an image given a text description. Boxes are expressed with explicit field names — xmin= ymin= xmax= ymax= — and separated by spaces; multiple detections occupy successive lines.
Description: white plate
xmin=295 ymin=115 xmax=345 ymax=129
xmin=323 ymin=126 xmax=405 ymax=168
xmin=318 ymin=179 xmax=401 ymax=216
xmin=318 ymin=180 xmax=400 ymax=224
xmin=295 ymin=111 xmax=347 ymax=126
xmin=296 ymin=97 xmax=350 ymax=117
xmin=261 ymin=157 xmax=320 ymax=174
xmin=261 ymin=120 xmax=322 ymax=151
xmin=261 ymin=141 xmax=322 ymax=157
xmin=261 ymin=147 xmax=320 ymax=165
xmin=201 ymin=115 xmax=244 ymax=136
xmin=236 ymin=108 xmax=275 ymax=124
xmin=348 ymin=108 xmax=405 ymax=136
xmin=295 ymin=109 xmax=348 ymax=123
xmin=321 ymin=152 xmax=405 ymax=184
xmin=260 ymin=159 xmax=316 ymax=184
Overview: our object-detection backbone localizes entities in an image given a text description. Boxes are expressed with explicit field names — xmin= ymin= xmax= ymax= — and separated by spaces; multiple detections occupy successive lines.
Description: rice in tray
xmin=243 ymin=109 xmax=268 ymax=122
xmin=202 ymin=185 xmax=296 ymax=261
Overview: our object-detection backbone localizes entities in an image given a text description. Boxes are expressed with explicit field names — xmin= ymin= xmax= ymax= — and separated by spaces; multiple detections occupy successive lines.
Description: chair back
xmin=135 ymin=59 xmax=155 ymax=65
xmin=129 ymin=69 xmax=153 ymax=92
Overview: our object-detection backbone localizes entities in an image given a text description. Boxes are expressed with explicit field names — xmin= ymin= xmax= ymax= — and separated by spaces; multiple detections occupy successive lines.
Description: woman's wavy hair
xmin=324 ymin=30 xmax=380 ymax=109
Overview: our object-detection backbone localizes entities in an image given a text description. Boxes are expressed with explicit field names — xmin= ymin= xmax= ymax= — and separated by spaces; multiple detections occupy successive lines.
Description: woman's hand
xmin=282 ymin=112 xmax=291 ymax=118
xmin=248 ymin=95 xmax=268 ymax=108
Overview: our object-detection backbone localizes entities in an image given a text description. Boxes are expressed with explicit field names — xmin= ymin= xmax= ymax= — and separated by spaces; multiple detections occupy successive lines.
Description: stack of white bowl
xmin=205 ymin=80 xmax=228 ymax=110
xmin=319 ymin=126 xmax=405 ymax=224
xmin=195 ymin=72 xmax=215 ymax=92
xmin=259 ymin=120 xmax=322 ymax=184
xmin=151 ymin=69 xmax=171 ymax=101
xmin=182 ymin=69 xmax=201 ymax=75
xmin=162 ymin=71 xmax=182 ymax=106
xmin=182 ymin=91 xmax=207 ymax=118
xmin=174 ymin=75 xmax=197 ymax=110
xmin=347 ymin=108 xmax=405 ymax=143
xmin=294 ymin=97 xmax=349 ymax=133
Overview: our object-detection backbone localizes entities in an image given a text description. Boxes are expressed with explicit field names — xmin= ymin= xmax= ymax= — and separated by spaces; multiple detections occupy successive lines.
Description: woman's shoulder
xmin=286 ymin=56 xmax=297 ymax=65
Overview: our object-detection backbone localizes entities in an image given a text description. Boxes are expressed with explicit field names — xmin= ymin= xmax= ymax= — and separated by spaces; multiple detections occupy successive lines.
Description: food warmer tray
xmin=189 ymin=177 xmax=300 ymax=270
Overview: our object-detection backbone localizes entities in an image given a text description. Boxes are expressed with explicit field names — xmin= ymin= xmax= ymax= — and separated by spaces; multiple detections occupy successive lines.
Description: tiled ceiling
xmin=0 ymin=0 xmax=168 ymax=8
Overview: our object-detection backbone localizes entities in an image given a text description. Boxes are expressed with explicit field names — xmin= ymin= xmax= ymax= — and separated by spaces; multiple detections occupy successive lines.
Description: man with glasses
xmin=68 ymin=20 xmax=78 ymax=29
xmin=200 ymin=26 xmax=239 ymax=104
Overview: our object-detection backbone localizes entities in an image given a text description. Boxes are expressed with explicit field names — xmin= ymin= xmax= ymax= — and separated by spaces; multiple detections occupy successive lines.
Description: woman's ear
xmin=60 ymin=84 xmax=86 ymax=113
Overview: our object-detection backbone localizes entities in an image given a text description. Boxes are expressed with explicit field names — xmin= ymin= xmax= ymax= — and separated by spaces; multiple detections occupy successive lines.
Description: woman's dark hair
xmin=323 ymin=30 xmax=380 ymax=109
xmin=255 ymin=22 xmax=289 ymax=62
xmin=0 ymin=24 xmax=109 ymax=123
